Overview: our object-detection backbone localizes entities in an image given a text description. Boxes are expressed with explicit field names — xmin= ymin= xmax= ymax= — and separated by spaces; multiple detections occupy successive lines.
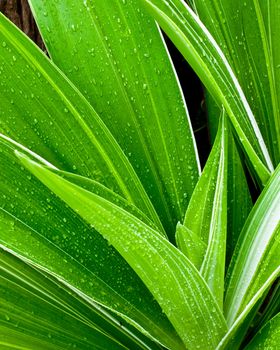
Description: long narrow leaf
xmin=0 ymin=13 xmax=162 ymax=231
xmin=27 ymin=0 xmax=201 ymax=237
xmin=142 ymin=0 xmax=273 ymax=185
xmin=199 ymin=113 xmax=228 ymax=308
xmin=18 ymin=151 xmax=228 ymax=350
xmin=192 ymin=94 xmax=252 ymax=267
xmin=0 ymin=249 xmax=155 ymax=350
xmin=0 ymin=253 xmax=129 ymax=350
xmin=225 ymin=163 xmax=280 ymax=325
xmin=226 ymin=134 xmax=253 ymax=265
xmin=244 ymin=312 xmax=280 ymax=349
xmin=189 ymin=1 xmax=254 ymax=262
xmin=217 ymin=268 xmax=280 ymax=349
xmin=0 ymin=137 xmax=182 ymax=350
xmin=182 ymin=112 xmax=228 ymax=308
xmin=192 ymin=0 xmax=280 ymax=165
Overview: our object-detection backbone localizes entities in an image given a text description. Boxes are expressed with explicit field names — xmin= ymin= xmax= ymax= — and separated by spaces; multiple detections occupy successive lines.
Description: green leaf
xmin=17 ymin=151 xmax=228 ymax=350
xmin=217 ymin=268 xmax=280 ymax=349
xmin=0 ymin=251 xmax=131 ymax=350
xmin=50 ymin=170 xmax=164 ymax=236
xmin=199 ymin=113 xmax=228 ymax=309
xmin=225 ymin=163 xmax=280 ymax=325
xmin=195 ymin=92 xmax=253 ymax=268
xmin=0 ymin=13 xmax=163 ymax=232
xmin=27 ymin=0 xmax=200 ymax=237
xmin=192 ymin=0 xmax=280 ymax=166
xmin=0 ymin=137 xmax=182 ymax=350
xmin=0 ymin=249 xmax=157 ymax=350
xmin=266 ymin=1 xmax=280 ymax=163
xmin=141 ymin=0 xmax=273 ymax=185
xmin=253 ymin=280 xmax=280 ymax=334
xmin=175 ymin=223 xmax=206 ymax=270
xmin=183 ymin=111 xmax=228 ymax=308
xmin=244 ymin=313 xmax=280 ymax=349
xmin=226 ymin=133 xmax=253 ymax=266
xmin=188 ymin=0 xmax=254 ymax=263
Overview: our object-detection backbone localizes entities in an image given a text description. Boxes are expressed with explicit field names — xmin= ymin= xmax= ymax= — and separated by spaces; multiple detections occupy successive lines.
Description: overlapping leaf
xmin=225 ymin=164 xmax=280 ymax=325
xmin=0 ymin=136 xmax=182 ymax=350
xmin=0 ymin=13 xmax=163 ymax=232
xmin=142 ymin=0 xmax=274 ymax=185
xmin=18 ymin=151 xmax=228 ymax=350
xmin=244 ymin=312 xmax=280 ymax=349
xmin=188 ymin=1 xmax=254 ymax=263
xmin=1 ymin=249 xmax=151 ymax=350
xmin=217 ymin=268 xmax=280 ymax=349
xmin=191 ymin=0 xmax=280 ymax=166
xmin=190 ymin=0 xmax=279 ymax=268
xmin=181 ymin=112 xmax=228 ymax=308
xmin=27 ymin=0 xmax=200 ymax=237
xmin=253 ymin=280 xmax=280 ymax=334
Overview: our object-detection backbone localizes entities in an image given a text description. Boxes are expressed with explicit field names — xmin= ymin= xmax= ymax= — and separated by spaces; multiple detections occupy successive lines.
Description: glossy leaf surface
xmin=183 ymin=113 xmax=228 ymax=308
xmin=0 ymin=13 xmax=162 ymax=231
xmin=217 ymin=268 xmax=280 ymax=349
xmin=192 ymin=0 xmax=280 ymax=166
xmin=28 ymin=0 xmax=200 ymax=237
xmin=0 ymin=136 xmax=182 ymax=350
xmin=18 ymin=151 xmax=228 ymax=350
xmin=244 ymin=312 xmax=280 ymax=349
xmin=0 ymin=249 xmax=151 ymax=350
xmin=142 ymin=0 xmax=273 ymax=185
xmin=225 ymin=164 xmax=280 ymax=325
xmin=175 ymin=223 xmax=206 ymax=270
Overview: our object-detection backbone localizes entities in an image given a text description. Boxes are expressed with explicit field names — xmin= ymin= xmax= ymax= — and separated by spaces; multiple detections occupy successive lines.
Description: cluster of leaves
xmin=0 ymin=0 xmax=279 ymax=349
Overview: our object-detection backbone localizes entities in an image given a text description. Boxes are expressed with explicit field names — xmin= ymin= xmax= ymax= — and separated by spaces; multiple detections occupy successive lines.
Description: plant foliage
xmin=0 ymin=0 xmax=279 ymax=349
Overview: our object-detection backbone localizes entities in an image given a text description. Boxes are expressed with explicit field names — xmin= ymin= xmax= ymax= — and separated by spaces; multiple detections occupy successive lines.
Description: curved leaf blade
xmin=0 ymin=13 xmax=162 ymax=231
xmin=0 ymin=249 xmax=153 ymax=350
xmin=183 ymin=112 xmax=228 ymax=307
xmin=27 ymin=0 xmax=201 ymax=237
xmin=217 ymin=268 xmax=280 ymax=350
xmin=192 ymin=0 xmax=280 ymax=165
xmin=50 ymin=170 xmax=164 ymax=236
xmin=142 ymin=0 xmax=273 ymax=185
xmin=225 ymin=163 xmax=280 ymax=325
xmin=0 ymin=137 xmax=182 ymax=350
xmin=0 ymin=259 xmax=128 ymax=350
xmin=18 ymin=151 xmax=228 ymax=350
xmin=244 ymin=312 xmax=280 ymax=349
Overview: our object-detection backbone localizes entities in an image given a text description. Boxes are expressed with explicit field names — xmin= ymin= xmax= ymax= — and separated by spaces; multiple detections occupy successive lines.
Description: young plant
xmin=0 ymin=0 xmax=279 ymax=349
